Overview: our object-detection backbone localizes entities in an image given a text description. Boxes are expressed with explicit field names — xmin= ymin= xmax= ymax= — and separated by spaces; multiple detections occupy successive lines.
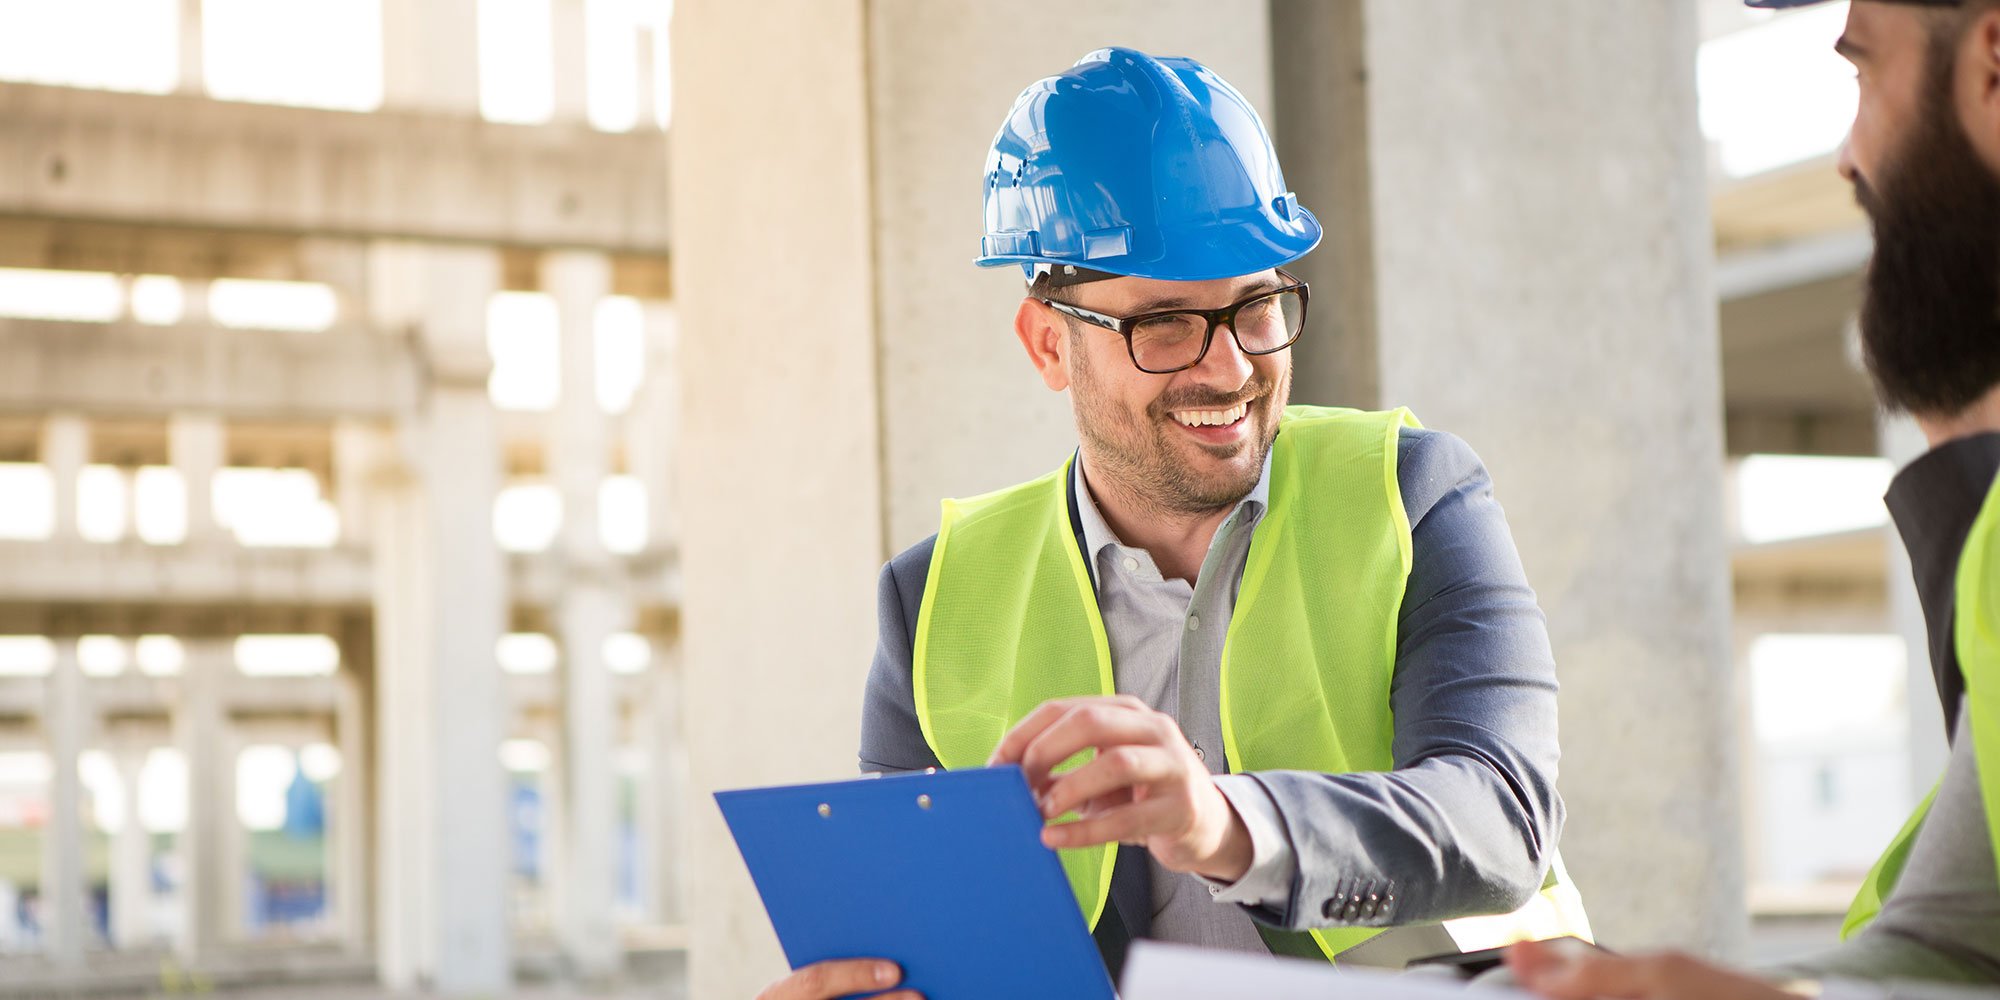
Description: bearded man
xmin=1510 ymin=1 xmax=2000 ymax=998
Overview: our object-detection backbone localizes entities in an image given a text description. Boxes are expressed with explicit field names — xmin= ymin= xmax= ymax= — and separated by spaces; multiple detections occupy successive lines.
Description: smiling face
xmin=1015 ymin=271 xmax=1294 ymax=516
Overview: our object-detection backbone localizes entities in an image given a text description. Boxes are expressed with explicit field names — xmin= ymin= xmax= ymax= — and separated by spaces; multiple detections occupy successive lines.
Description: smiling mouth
xmin=1168 ymin=401 xmax=1249 ymax=428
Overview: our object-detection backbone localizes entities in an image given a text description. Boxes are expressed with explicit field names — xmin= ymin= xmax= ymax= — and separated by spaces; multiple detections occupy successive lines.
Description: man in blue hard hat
xmin=1509 ymin=2 xmax=2000 ymax=998
xmin=759 ymin=46 xmax=1586 ymax=1000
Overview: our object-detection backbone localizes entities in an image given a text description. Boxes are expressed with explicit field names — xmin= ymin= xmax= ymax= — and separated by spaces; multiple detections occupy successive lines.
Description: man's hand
xmin=1507 ymin=939 xmax=1803 ymax=1000
xmin=755 ymin=959 xmax=920 ymax=1000
xmin=986 ymin=695 xmax=1252 ymax=880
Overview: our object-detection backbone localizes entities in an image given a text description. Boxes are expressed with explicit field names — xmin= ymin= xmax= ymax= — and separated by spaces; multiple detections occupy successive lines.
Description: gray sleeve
xmin=858 ymin=536 xmax=944 ymax=774
xmin=1245 ymin=427 xmax=1565 ymax=931
xmin=1764 ymin=701 xmax=2000 ymax=985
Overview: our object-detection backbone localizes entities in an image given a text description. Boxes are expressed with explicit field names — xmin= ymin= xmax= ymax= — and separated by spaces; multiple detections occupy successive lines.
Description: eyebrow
xmin=1129 ymin=276 xmax=1288 ymax=313
xmin=1834 ymin=34 xmax=1868 ymax=62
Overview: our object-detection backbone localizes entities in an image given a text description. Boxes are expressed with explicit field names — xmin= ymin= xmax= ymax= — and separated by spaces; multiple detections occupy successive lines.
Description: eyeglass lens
xmin=1129 ymin=288 xmax=1305 ymax=372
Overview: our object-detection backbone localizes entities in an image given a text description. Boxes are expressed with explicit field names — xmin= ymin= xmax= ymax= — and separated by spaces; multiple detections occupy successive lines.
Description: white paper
xmin=1120 ymin=941 xmax=1533 ymax=999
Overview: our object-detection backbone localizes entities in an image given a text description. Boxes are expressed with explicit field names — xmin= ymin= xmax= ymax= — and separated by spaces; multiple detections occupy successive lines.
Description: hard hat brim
xmin=975 ymin=207 xmax=1323 ymax=283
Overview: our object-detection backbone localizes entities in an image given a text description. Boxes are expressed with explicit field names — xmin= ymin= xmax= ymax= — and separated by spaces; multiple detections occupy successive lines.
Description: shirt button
xmin=1122 ymin=556 xmax=1139 ymax=572
xmin=1192 ymin=744 xmax=1206 ymax=762
xmin=1186 ymin=615 xmax=1200 ymax=632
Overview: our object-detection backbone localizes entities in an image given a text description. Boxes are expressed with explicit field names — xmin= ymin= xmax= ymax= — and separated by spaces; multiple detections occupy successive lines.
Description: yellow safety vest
xmin=1843 ymin=469 xmax=2000 ymax=937
xmin=912 ymin=405 xmax=1590 ymax=962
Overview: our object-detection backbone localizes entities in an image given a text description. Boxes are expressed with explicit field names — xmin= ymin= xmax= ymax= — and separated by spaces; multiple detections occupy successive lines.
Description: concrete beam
xmin=0 ymin=318 xmax=421 ymax=421
xmin=0 ymin=82 xmax=670 ymax=253
xmin=1715 ymin=228 xmax=1871 ymax=303
xmin=0 ymin=541 xmax=676 ymax=609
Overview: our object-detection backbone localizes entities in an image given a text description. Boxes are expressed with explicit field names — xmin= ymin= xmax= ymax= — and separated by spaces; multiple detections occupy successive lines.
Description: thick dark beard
xmin=1857 ymin=34 xmax=2000 ymax=418
xmin=1069 ymin=328 xmax=1286 ymax=518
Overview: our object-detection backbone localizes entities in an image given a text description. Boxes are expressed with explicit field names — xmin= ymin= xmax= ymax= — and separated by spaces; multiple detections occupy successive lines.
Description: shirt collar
xmin=1070 ymin=447 xmax=1274 ymax=563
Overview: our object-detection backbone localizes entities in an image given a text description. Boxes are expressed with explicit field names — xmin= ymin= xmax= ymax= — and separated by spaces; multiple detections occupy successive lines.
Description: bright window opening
xmin=203 ymin=0 xmax=384 ymax=111
xmin=604 ymin=631 xmax=649 ymax=675
xmin=498 ymin=632 xmax=558 ymax=675
xmin=299 ymin=743 xmax=341 ymax=782
xmin=599 ymin=475 xmax=647 ymax=554
xmin=1698 ymin=2 xmax=1854 ymax=178
xmin=0 ymin=464 xmax=55 ymax=540
xmin=0 ymin=636 xmax=54 ymax=677
xmin=0 ymin=0 xmax=177 ymax=94
xmin=139 ymin=748 xmax=188 ymax=834
xmin=134 ymin=465 xmax=188 ymax=545
xmin=135 ymin=634 xmax=186 ymax=677
xmin=1734 ymin=454 xmax=1893 ymax=544
xmin=234 ymin=634 xmax=339 ymax=677
xmin=129 ymin=275 xmax=186 ymax=326
xmin=595 ymin=295 xmax=645 ymax=413
xmin=79 ymin=750 xmax=125 ymax=833
xmin=494 ymin=481 xmax=561 ymax=552
xmin=77 ymin=635 xmax=127 ymax=678
xmin=212 ymin=467 xmax=340 ymax=548
xmin=0 ymin=268 xmax=123 ymax=323
xmin=237 ymin=745 xmax=298 ymax=831
xmin=500 ymin=738 xmax=551 ymax=773
xmin=207 ymin=279 xmax=338 ymax=332
xmin=479 ymin=0 xmax=554 ymax=124
xmin=488 ymin=291 xmax=561 ymax=411
xmin=77 ymin=464 xmax=129 ymax=543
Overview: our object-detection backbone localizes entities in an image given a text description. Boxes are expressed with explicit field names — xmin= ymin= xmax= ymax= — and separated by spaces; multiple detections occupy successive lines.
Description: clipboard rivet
xmin=917 ymin=794 xmax=933 ymax=810
xmin=817 ymin=803 xmax=832 ymax=818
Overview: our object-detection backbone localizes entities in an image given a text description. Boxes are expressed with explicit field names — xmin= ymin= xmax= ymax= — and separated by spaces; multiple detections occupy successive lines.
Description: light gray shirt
xmin=1069 ymin=452 xmax=1296 ymax=952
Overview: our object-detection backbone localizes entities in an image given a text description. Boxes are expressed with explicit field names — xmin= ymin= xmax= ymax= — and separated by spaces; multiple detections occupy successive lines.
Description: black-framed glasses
xmin=1038 ymin=269 xmax=1310 ymax=374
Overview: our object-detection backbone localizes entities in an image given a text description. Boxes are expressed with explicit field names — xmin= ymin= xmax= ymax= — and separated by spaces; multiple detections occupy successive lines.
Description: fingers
xmin=1038 ymin=744 xmax=1179 ymax=819
xmin=755 ymin=959 xmax=908 ymax=1000
xmin=986 ymin=695 xmax=1150 ymax=767
xmin=1041 ymin=794 xmax=1181 ymax=851
xmin=1017 ymin=702 xmax=1178 ymax=793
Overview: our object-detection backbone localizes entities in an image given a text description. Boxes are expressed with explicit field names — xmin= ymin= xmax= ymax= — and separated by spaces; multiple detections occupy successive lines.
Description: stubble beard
xmin=1069 ymin=329 xmax=1288 ymax=518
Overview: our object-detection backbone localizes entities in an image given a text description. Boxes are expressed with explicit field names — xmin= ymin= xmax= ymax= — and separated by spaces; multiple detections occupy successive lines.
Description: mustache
xmin=1150 ymin=376 xmax=1275 ymax=417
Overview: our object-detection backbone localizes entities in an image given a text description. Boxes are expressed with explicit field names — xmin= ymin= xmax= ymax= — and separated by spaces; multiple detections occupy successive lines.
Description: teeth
xmin=1173 ymin=402 xmax=1247 ymax=428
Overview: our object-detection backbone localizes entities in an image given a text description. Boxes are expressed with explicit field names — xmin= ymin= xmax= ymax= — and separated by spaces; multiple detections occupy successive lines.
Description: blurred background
xmin=0 ymin=0 xmax=1937 ymax=996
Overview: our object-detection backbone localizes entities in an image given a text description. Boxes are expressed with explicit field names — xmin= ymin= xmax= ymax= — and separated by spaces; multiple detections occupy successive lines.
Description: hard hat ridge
xmin=977 ymin=46 xmax=1321 ymax=282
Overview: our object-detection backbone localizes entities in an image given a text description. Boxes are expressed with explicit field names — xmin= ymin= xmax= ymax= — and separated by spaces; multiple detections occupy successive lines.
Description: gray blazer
xmin=860 ymin=427 xmax=1565 ymax=965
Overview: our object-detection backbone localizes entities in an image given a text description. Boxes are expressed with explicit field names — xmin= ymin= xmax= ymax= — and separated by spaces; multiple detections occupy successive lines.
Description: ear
xmin=1959 ymin=9 xmax=2000 ymax=171
xmin=1014 ymin=298 xmax=1071 ymax=392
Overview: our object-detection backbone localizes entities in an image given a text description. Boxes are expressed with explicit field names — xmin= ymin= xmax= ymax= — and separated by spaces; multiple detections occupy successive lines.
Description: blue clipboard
xmin=716 ymin=765 xmax=1116 ymax=999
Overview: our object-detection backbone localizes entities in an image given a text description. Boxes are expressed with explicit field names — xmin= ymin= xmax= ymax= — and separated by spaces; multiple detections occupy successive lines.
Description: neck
xmin=1916 ymin=383 xmax=2000 ymax=448
xmin=1077 ymin=452 xmax=1238 ymax=584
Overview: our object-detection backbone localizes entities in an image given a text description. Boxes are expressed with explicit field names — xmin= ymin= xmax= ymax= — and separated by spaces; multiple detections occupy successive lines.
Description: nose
xmin=1192 ymin=317 xmax=1256 ymax=387
xmin=1836 ymin=134 xmax=1858 ymax=185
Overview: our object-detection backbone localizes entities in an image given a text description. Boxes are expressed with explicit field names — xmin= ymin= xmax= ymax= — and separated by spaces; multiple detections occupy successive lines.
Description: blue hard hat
xmin=976 ymin=47 xmax=1321 ymax=282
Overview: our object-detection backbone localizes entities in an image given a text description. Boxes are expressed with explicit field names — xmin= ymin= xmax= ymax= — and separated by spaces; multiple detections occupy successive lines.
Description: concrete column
xmin=175 ymin=0 xmax=203 ymax=96
xmin=169 ymin=416 xmax=225 ymax=546
xmin=41 ymin=415 xmax=87 ymax=542
xmin=634 ymin=28 xmax=659 ymax=130
xmin=329 ymin=625 xmax=372 ymax=955
xmin=1273 ymin=0 xmax=1741 ymax=954
xmin=380 ymin=0 xmax=481 ymax=115
xmin=544 ymin=250 xmax=623 ymax=979
xmin=368 ymin=243 xmax=511 ymax=994
xmin=41 ymin=638 xmax=87 ymax=966
xmin=638 ymin=644 xmax=686 ymax=925
xmin=174 ymin=640 xmax=232 ymax=961
xmin=628 ymin=303 xmax=678 ymax=550
xmin=331 ymin=421 xmax=381 ymax=548
xmin=669 ymin=3 xmax=1269 ymax=994
xmin=109 ymin=746 xmax=153 ymax=950
xmin=181 ymin=280 xmax=209 ymax=326
xmin=550 ymin=0 xmax=590 ymax=124
xmin=1881 ymin=415 xmax=1952 ymax=793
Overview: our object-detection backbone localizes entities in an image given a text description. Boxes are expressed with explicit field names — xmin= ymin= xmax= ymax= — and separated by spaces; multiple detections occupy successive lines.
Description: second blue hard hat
xmin=975 ymin=47 xmax=1321 ymax=282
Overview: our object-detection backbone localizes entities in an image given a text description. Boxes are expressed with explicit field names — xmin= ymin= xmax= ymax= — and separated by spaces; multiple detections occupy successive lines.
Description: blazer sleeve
xmin=859 ymin=535 xmax=945 ymax=774
xmin=1242 ymin=427 xmax=1566 ymax=931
